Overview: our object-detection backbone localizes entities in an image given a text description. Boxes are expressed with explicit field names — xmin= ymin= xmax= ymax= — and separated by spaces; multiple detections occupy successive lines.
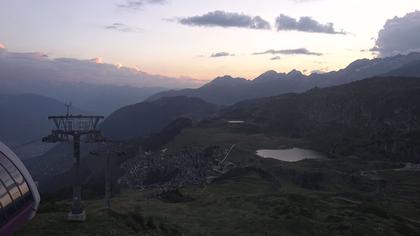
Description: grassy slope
xmin=17 ymin=123 xmax=420 ymax=235
xmin=17 ymin=165 xmax=420 ymax=236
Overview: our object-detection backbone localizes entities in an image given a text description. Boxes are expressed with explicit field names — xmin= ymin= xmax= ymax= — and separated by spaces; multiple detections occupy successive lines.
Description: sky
xmin=0 ymin=0 xmax=420 ymax=82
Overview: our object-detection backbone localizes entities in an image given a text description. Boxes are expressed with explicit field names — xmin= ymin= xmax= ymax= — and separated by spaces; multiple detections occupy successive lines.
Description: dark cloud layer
xmin=117 ymin=0 xmax=167 ymax=9
xmin=253 ymin=48 xmax=323 ymax=56
xmin=275 ymin=14 xmax=345 ymax=34
xmin=374 ymin=11 xmax=420 ymax=57
xmin=178 ymin=11 xmax=271 ymax=30
xmin=210 ymin=52 xmax=235 ymax=57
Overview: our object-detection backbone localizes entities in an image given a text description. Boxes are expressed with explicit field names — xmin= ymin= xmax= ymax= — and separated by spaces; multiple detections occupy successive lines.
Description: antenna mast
xmin=65 ymin=102 xmax=72 ymax=116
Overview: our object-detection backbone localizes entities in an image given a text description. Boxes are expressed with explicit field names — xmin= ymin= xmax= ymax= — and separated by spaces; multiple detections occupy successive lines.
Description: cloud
xmin=177 ymin=11 xmax=271 ymax=30
xmin=0 ymin=42 xmax=6 ymax=54
xmin=210 ymin=52 xmax=235 ymax=58
xmin=270 ymin=56 xmax=281 ymax=60
xmin=253 ymin=48 xmax=323 ymax=56
xmin=373 ymin=11 xmax=420 ymax=57
xmin=90 ymin=57 xmax=103 ymax=64
xmin=275 ymin=14 xmax=345 ymax=34
xmin=105 ymin=23 xmax=141 ymax=33
xmin=311 ymin=69 xmax=327 ymax=74
xmin=117 ymin=0 xmax=167 ymax=9
xmin=0 ymin=49 xmax=202 ymax=89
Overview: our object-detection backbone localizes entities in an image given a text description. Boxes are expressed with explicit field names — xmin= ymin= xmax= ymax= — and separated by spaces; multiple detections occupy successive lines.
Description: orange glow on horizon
xmin=94 ymin=57 xmax=103 ymax=64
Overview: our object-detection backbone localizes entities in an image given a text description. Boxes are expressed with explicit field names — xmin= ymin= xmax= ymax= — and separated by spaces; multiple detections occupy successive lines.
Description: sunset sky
xmin=1 ymin=0 xmax=420 ymax=81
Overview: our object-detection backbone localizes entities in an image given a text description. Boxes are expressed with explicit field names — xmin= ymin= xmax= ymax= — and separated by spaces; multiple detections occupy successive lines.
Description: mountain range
xmin=3 ymin=52 xmax=420 ymax=152
xmin=28 ymin=75 xmax=420 ymax=195
xmin=99 ymin=52 xmax=420 ymax=142
xmin=148 ymin=52 xmax=420 ymax=105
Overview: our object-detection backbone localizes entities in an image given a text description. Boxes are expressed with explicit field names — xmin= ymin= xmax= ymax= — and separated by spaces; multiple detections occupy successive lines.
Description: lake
xmin=256 ymin=148 xmax=325 ymax=162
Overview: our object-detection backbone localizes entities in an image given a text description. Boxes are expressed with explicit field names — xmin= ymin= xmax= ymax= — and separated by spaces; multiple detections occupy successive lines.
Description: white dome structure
xmin=0 ymin=141 xmax=40 ymax=236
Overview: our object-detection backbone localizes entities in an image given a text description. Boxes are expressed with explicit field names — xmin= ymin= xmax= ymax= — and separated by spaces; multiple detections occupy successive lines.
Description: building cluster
xmin=119 ymin=146 xmax=234 ymax=190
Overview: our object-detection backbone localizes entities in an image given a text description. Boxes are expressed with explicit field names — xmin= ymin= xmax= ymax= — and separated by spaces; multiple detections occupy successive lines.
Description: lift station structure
xmin=43 ymin=106 xmax=104 ymax=221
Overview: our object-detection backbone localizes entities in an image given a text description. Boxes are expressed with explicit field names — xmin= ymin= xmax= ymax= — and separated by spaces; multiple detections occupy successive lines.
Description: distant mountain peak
xmin=214 ymin=75 xmax=235 ymax=81
xmin=344 ymin=58 xmax=371 ymax=71
xmin=203 ymin=75 xmax=248 ymax=88
xmin=260 ymin=70 xmax=279 ymax=76
xmin=286 ymin=69 xmax=304 ymax=79
xmin=253 ymin=70 xmax=281 ymax=83
xmin=287 ymin=69 xmax=303 ymax=75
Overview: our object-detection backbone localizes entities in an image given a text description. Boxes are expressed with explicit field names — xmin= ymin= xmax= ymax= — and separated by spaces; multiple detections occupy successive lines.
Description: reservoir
xmin=256 ymin=148 xmax=325 ymax=162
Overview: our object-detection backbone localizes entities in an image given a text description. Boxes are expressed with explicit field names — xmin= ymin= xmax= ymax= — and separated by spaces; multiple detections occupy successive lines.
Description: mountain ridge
xmin=223 ymin=76 xmax=420 ymax=162
xmin=147 ymin=52 xmax=420 ymax=105
xmin=101 ymin=96 xmax=220 ymax=140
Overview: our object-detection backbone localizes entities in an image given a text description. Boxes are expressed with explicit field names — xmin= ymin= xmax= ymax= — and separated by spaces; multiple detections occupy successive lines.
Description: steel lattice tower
xmin=43 ymin=106 xmax=104 ymax=221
